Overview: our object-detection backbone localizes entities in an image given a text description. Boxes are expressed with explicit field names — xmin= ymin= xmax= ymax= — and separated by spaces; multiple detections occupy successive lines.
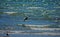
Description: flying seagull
xmin=24 ymin=17 xmax=28 ymax=21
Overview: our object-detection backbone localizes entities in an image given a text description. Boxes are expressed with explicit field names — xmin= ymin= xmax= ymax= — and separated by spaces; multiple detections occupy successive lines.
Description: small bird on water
xmin=6 ymin=33 xmax=9 ymax=37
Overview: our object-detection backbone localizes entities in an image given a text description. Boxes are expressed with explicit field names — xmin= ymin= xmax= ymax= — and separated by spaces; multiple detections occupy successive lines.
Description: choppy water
xmin=0 ymin=0 xmax=60 ymax=37
xmin=0 ymin=34 xmax=60 ymax=37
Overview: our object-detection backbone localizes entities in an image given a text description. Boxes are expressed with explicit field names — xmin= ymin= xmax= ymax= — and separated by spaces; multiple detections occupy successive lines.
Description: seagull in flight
xmin=24 ymin=17 xmax=28 ymax=21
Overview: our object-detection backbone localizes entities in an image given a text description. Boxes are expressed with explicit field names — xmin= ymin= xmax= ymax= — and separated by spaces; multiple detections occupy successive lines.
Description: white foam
xmin=4 ymin=12 xmax=17 ymax=14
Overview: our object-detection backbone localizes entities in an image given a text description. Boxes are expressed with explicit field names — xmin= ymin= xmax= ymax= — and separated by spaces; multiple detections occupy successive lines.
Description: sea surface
xmin=0 ymin=0 xmax=60 ymax=37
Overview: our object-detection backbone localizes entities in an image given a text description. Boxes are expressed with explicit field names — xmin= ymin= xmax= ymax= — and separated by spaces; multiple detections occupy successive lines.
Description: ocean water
xmin=0 ymin=34 xmax=60 ymax=37
xmin=0 ymin=14 xmax=60 ymax=37
xmin=0 ymin=0 xmax=60 ymax=37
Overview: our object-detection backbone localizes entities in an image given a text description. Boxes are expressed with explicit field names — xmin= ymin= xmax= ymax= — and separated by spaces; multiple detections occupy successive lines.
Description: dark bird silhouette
xmin=24 ymin=17 xmax=28 ymax=21
xmin=6 ymin=33 xmax=9 ymax=36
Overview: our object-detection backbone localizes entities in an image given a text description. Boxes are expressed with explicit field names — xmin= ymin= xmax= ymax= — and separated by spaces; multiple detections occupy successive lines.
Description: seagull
xmin=24 ymin=17 xmax=28 ymax=21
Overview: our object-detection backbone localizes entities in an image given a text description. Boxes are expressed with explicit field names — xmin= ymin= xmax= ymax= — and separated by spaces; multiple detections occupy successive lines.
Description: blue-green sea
xmin=0 ymin=0 xmax=60 ymax=37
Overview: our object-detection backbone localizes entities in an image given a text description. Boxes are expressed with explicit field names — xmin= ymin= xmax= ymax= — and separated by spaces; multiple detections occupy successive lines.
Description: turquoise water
xmin=0 ymin=0 xmax=60 ymax=37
